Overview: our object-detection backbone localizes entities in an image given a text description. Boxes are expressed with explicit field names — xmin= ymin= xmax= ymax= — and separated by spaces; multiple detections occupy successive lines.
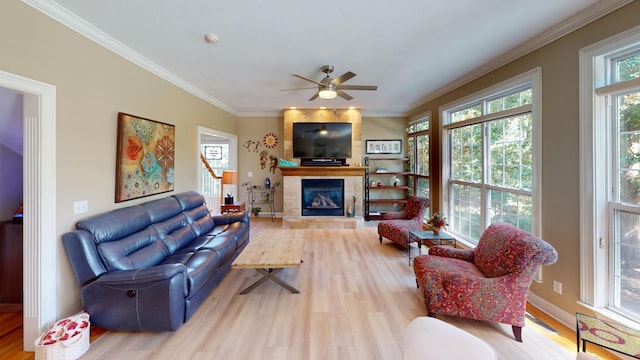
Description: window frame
xmin=407 ymin=112 xmax=431 ymax=203
xmin=440 ymin=68 xmax=542 ymax=247
xmin=580 ymin=24 xmax=640 ymax=324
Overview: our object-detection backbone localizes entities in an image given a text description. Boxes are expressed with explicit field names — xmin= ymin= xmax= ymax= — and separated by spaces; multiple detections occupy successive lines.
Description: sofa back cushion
xmin=473 ymin=222 xmax=557 ymax=278
xmin=404 ymin=196 xmax=430 ymax=220
xmin=74 ymin=192 xmax=215 ymax=272
xmin=76 ymin=206 xmax=169 ymax=271
xmin=174 ymin=191 xmax=215 ymax=236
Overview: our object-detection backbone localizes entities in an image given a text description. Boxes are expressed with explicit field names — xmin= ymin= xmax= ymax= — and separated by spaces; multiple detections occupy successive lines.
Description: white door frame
xmin=197 ymin=125 xmax=238 ymax=192
xmin=0 ymin=70 xmax=56 ymax=351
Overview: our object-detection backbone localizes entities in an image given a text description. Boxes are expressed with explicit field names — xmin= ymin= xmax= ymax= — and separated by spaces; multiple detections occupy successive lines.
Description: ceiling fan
xmin=282 ymin=65 xmax=378 ymax=101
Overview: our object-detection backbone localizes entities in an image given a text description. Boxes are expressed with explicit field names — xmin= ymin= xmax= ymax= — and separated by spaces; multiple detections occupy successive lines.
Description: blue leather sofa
xmin=62 ymin=191 xmax=250 ymax=331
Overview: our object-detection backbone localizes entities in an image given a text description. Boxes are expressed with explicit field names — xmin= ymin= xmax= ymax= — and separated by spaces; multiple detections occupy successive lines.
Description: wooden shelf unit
xmin=364 ymin=157 xmax=412 ymax=221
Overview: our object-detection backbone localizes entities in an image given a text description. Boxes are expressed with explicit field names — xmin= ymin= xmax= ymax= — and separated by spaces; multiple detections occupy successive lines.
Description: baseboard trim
xmin=527 ymin=292 xmax=575 ymax=329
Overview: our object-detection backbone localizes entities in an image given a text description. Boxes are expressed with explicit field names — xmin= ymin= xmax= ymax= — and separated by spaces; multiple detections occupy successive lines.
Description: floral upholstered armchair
xmin=413 ymin=222 xmax=558 ymax=342
xmin=377 ymin=196 xmax=430 ymax=258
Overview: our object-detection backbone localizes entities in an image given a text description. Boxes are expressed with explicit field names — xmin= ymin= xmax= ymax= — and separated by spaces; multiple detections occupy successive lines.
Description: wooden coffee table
xmin=231 ymin=229 xmax=304 ymax=294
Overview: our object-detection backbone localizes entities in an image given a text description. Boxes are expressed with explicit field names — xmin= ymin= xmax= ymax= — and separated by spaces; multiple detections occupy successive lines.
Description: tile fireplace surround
xmin=280 ymin=166 xmax=366 ymax=229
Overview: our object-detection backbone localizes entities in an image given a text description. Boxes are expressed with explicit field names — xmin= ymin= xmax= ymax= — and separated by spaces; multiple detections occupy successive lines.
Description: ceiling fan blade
xmin=292 ymin=74 xmax=323 ymax=86
xmin=337 ymin=90 xmax=353 ymax=101
xmin=337 ymin=85 xmax=378 ymax=91
xmin=331 ymin=71 xmax=356 ymax=85
xmin=308 ymin=92 xmax=319 ymax=101
xmin=280 ymin=87 xmax=318 ymax=91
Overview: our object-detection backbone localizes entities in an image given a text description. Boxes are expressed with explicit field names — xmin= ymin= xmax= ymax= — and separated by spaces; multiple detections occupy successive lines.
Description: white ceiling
xmin=24 ymin=0 xmax=632 ymax=117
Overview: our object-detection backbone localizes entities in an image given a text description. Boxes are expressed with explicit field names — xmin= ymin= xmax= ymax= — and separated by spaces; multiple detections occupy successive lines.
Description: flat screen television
xmin=292 ymin=122 xmax=352 ymax=159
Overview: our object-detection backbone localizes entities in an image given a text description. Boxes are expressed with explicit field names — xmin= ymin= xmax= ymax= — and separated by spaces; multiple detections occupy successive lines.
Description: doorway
xmin=198 ymin=126 xmax=237 ymax=214
xmin=0 ymin=70 xmax=56 ymax=351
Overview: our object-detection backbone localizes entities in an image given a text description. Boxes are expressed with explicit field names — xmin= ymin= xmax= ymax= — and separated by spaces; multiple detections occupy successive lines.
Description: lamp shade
xmin=221 ymin=170 xmax=238 ymax=185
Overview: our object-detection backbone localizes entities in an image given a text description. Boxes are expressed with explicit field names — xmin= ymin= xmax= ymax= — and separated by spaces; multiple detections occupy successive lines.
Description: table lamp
xmin=221 ymin=170 xmax=238 ymax=204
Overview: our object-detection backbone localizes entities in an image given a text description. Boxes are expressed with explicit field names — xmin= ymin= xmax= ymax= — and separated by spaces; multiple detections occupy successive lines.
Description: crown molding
xmin=22 ymin=0 xmax=238 ymax=116
xmin=411 ymin=0 xmax=635 ymax=110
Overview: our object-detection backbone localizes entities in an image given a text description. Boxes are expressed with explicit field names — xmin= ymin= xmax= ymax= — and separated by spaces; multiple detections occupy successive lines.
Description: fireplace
xmin=301 ymin=179 xmax=344 ymax=216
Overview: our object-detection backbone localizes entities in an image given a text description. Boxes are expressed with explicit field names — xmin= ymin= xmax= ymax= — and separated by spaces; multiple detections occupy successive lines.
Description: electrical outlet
xmin=248 ymin=172 xmax=253 ymax=177
xmin=553 ymin=280 xmax=562 ymax=294
xmin=73 ymin=200 xmax=88 ymax=215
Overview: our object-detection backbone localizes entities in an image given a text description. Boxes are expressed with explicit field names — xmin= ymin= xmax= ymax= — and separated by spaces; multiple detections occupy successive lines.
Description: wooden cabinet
xmin=364 ymin=157 xmax=412 ymax=221
xmin=0 ymin=221 xmax=23 ymax=312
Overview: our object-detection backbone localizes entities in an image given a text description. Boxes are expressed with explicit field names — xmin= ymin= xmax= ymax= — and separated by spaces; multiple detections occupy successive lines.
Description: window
xmin=581 ymin=27 xmax=640 ymax=323
xmin=442 ymin=69 xmax=541 ymax=245
xmin=407 ymin=113 xmax=431 ymax=209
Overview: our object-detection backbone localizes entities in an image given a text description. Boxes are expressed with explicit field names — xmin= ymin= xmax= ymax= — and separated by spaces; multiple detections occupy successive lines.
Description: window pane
xmin=489 ymin=189 xmax=532 ymax=232
xmin=407 ymin=136 xmax=415 ymax=173
xmin=417 ymin=134 xmax=429 ymax=176
xmin=416 ymin=121 xmax=430 ymax=131
xmin=416 ymin=177 xmax=430 ymax=200
xmin=487 ymin=89 xmax=532 ymax=114
xmin=617 ymin=54 xmax=640 ymax=82
xmin=614 ymin=211 xmax=640 ymax=316
xmin=451 ymin=104 xmax=482 ymax=123
xmin=451 ymin=125 xmax=483 ymax=182
xmin=617 ymin=92 xmax=640 ymax=204
xmin=451 ymin=183 xmax=483 ymax=243
xmin=489 ymin=114 xmax=533 ymax=191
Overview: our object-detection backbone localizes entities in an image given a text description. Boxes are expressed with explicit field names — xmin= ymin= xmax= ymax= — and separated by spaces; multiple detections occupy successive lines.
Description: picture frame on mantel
xmin=366 ymin=139 xmax=402 ymax=154
xmin=115 ymin=112 xmax=176 ymax=203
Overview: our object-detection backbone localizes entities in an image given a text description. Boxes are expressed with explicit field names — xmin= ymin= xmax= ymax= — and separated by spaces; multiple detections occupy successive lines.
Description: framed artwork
xmin=115 ymin=112 xmax=175 ymax=202
xmin=365 ymin=139 xmax=402 ymax=154
xmin=204 ymin=145 xmax=223 ymax=160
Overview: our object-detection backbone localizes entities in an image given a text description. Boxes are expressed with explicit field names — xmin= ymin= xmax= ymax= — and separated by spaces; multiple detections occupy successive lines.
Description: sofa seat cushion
xmin=161 ymin=249 xmax=220 ymax=296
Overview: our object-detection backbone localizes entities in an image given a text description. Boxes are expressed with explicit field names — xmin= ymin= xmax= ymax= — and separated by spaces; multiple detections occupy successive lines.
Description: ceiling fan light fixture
xmin=318 ymin=84 xmax=337 ymax=99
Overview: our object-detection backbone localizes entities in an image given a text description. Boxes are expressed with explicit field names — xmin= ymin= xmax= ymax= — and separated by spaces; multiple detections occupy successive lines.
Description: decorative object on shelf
xmin=278 ymin=158 xmax=298 ymax=167
xmin=263 ymin=132 xmax=278 ymax=148
xmin=264 ymin=177 xmax=271 ymax=189
xmin=251 ymin=207 xmax=261 ymax=217
xmin=115 ymin=112 xmax=175 ymax=202
xmin=366 ymin=139 xmax=402 ymax=154
xmin=425 ymin=212 xmax=448 ymax=235
xmin=371 ymin=181 xmax=377 ymax=187
xmin=391 ymin=176 xmax=400 ymax=186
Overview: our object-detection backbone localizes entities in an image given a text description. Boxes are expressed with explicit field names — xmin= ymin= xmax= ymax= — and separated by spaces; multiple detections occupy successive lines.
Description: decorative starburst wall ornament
xmin=263 ymin=132 xmax=278 ymax=148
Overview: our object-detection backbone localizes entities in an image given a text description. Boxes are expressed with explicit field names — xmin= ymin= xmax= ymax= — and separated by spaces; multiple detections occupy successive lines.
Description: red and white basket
xmin=35 ymin=312 xmax=90 ymax=360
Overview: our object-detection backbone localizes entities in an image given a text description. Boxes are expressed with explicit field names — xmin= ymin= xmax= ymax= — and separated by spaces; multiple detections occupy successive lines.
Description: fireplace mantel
xmin=278 ymin=166 xmax=367 ymax=177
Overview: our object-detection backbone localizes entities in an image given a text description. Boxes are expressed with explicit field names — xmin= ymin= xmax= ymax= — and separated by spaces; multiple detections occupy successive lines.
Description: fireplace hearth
xmin=301 ymin=179 xmax=344 ymax=216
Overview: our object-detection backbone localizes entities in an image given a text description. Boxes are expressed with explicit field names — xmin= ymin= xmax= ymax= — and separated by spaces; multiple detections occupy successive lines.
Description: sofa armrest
xmin=428 ymin=246 xmax=474 ymax=262
xmin=212 ymin=211 xmax=249 ymax=226
xmin=81 ymin=263 xmax=188 ymax=331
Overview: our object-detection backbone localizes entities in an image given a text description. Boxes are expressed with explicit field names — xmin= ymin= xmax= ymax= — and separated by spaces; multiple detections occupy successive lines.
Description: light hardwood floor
xmin=1 ymin=218 xmax=619 ymax=359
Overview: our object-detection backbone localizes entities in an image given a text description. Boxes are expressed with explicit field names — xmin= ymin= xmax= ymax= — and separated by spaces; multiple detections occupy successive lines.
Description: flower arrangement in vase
xmin=425 ymin=212 xmax=448 ymax=235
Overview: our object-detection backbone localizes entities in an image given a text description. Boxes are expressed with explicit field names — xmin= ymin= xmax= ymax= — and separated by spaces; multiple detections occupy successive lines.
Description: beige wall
xmin=1 ymin=0 xmax=237 ymax=316
xmin=236 ymin=116 xmax=284 ymax=211
xmin=408 ymin=1 xmax=640 ymax=316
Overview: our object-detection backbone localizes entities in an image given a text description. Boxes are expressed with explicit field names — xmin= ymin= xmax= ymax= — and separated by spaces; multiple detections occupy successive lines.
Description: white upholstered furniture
xmin=403 ymin=317 xmax=497 ymax=360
